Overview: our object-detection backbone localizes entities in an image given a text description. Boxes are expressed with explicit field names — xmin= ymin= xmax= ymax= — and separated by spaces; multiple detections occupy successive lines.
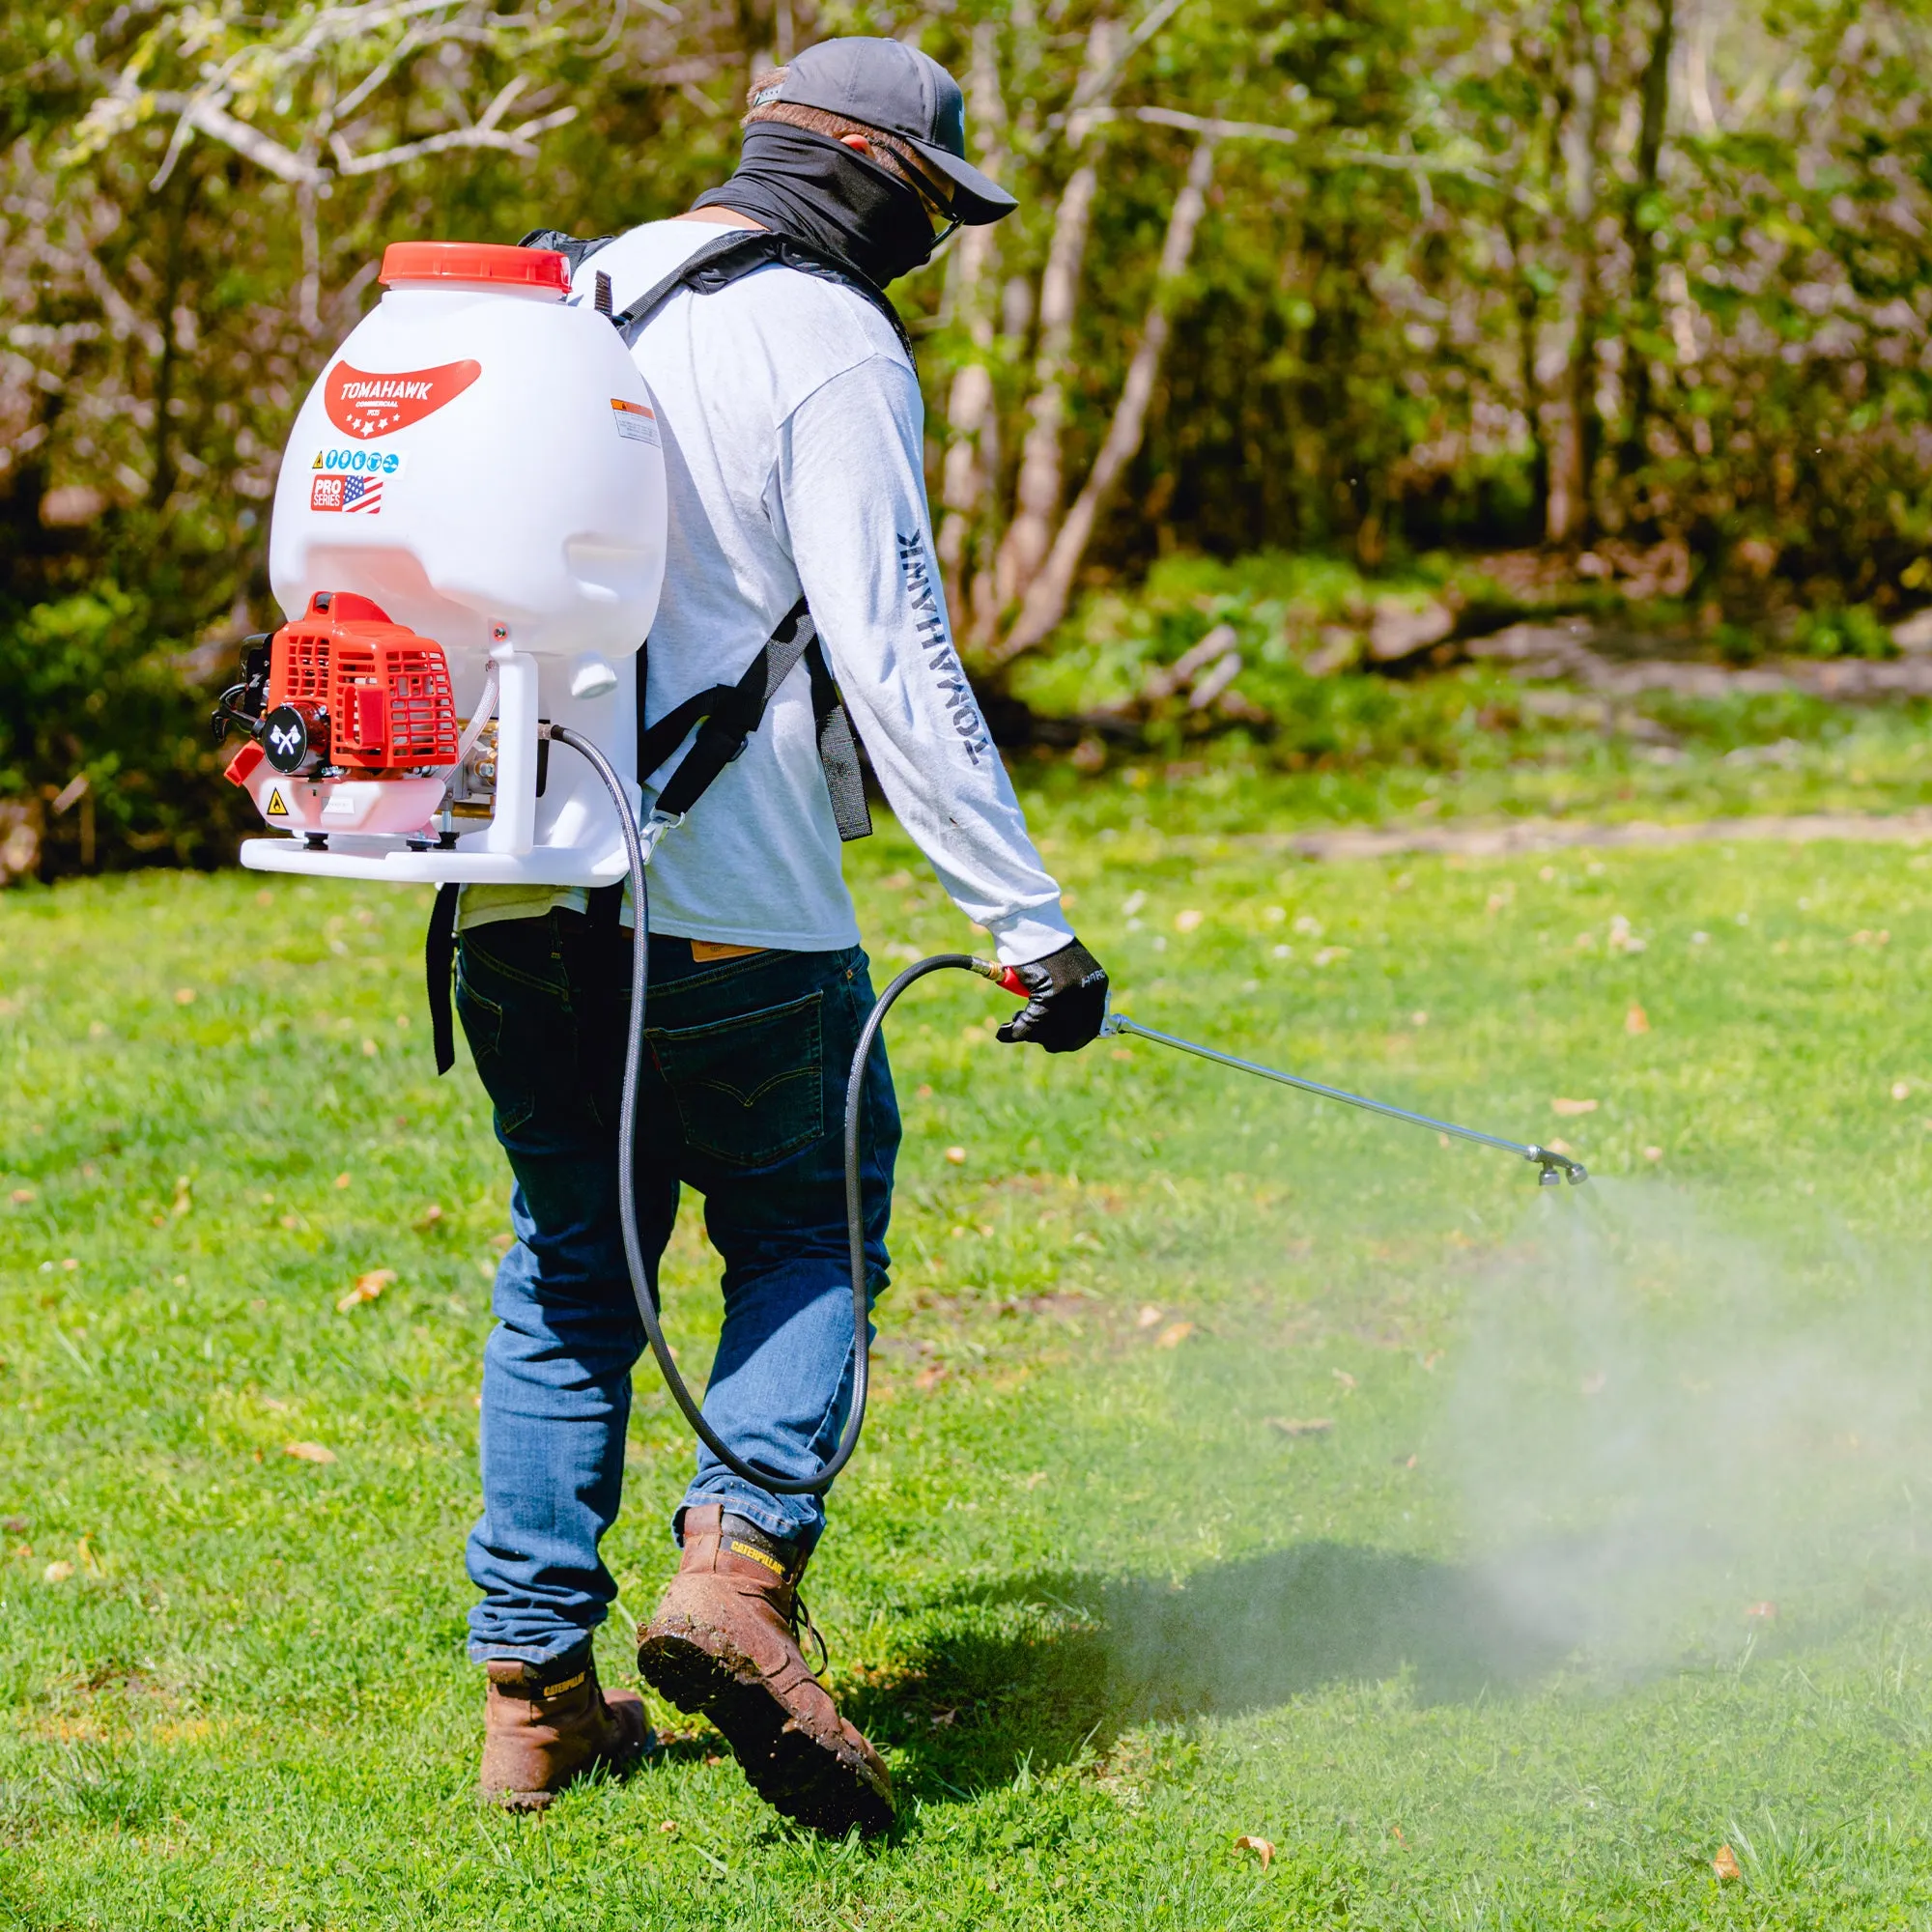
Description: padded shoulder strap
xmin=520 ymin=225 xmax=914 ymax=361
xmin=610 ymin=229 xmax=915 ymax=362
xmin=517 ymin=229 xmax=620 ymax=276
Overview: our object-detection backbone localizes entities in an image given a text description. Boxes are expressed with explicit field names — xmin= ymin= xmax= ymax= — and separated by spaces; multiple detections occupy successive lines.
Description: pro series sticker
xmin=308 ymin=447 xmax=405 ymax=516
xmin=611 ymin=398 xmax=660 ymax=445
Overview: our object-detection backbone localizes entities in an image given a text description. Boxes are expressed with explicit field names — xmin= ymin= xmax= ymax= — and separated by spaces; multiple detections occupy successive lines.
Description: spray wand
xmin=974 ymin=960 xmax=1588 ymax=1189
xmin=549 ymin=724 xmax=1586 ymax=1503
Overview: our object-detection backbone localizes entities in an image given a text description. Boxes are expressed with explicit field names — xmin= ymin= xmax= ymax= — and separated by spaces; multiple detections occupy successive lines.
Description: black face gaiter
xmin=691 ymin=122 xmax=943 ymax=290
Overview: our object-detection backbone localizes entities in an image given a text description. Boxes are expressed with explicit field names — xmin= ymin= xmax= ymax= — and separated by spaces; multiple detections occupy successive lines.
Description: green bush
xmin=1794 ymin=605 xmax=1897 ymax=661
xmin=0 ymin=583 xmax=245 ymax=873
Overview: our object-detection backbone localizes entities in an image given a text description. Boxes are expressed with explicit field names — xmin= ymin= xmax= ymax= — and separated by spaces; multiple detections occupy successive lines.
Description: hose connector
xmin=969 ymin=956 xmax=1029 ymax=996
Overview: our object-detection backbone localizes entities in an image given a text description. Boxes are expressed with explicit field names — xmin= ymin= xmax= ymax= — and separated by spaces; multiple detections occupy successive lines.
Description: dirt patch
xmin=1272 ymin=810 xmax=1932 ymax=863
xmin=1467 ymin=621 xmax=1932 ymax=697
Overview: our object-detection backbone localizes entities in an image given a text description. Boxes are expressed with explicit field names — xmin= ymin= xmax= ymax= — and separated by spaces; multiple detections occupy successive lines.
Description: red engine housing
xmin=267 ymin=591 xmax=459 ymax=771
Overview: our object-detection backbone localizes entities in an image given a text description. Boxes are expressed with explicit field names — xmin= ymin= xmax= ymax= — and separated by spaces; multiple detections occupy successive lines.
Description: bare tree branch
xmin=151 ymin=92 xmax=325 ymax=186
xmin=1123 ymin=104 xmax=1299 ymax=144
xmin=1065 ymin=0 xmax=1192 ymax=133
xmin=1123 ymin=105 xmax=1509 ymax=193
xmin=326 ymin=27 xmax=429 ymax=128
xmin=330 ymin=103 xmax=576 ymax=175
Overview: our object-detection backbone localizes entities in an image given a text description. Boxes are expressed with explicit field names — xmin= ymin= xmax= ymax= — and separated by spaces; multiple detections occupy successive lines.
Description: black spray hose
xmin=550 ymin=725 xmax=984 ymax=1497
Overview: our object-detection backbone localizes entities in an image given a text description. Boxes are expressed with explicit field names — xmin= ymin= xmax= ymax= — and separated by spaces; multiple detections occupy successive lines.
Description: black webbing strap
xmin=806 ymin=638 xmax=872 ymax=841
xmin=427 ymin=883 xmax=460 ymax=1076
xmin=637 ymin=598 xmax=871 ymax=839
xmin=606 ymin=229 xmax=914 ymax=362
xmin=519 ymin=224 xmax=912 ymax=361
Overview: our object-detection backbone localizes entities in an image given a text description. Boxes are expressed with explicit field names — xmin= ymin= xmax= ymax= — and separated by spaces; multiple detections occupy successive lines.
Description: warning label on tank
xmin=325 ymin=358 xmax=480 ymax=439
xmin=310 ymin=446 xmax=401 ymax=513
xmin=611 ymin=398 xmax=660 ymax=445
xmin=312 ymin=446 xmax=406 ymax=476
xmin=265 ymin=787 xmax=289 ymax=818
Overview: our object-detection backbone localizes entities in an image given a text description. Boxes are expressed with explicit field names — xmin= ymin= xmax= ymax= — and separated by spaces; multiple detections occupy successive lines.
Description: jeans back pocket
xmin=651 ymin=988 xmax=825 ymax=1169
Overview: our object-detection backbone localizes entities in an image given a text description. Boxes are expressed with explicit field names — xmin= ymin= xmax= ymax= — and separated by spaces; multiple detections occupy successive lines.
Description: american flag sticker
xmin=611 ymin=397 xmax=660 ymax=446
xmin=342 ymin=474 xmax=384 ymax=514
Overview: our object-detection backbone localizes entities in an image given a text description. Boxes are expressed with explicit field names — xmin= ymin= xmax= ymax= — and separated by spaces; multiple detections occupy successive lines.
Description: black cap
xmin=758 ymin=38 xmax=1018 ymax=225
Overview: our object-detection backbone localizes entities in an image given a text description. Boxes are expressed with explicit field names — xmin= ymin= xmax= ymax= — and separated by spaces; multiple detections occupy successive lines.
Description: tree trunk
xmin=1620 ymin=0 xmax=1675 ymax=477
xmin=992 ymin=17 xmax=1123 ymax=611
xmin=987 ymin=134 xmax=1217 ymax=669
xmin=937 ymin=20 xmax=1008 ymax=628
xmin=1548 ymin=14 xmax=1606 ymax=547
xmin=1501 ymin=202 xmax=1549 ymax=540
xmin=149 ymin=171 xmax=195 ymax=512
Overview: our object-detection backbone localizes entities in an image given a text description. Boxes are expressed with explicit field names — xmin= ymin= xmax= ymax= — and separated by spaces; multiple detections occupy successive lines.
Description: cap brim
xmin=908 ymin=137 xmax=1017 ymax=223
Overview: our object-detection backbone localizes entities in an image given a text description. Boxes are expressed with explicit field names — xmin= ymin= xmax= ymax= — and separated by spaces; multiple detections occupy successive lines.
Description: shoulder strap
xmin=611 ymin=231 xmax=754 ymax=342
xmin=511 ymin=230 xmax=878 ymax=847
xmin=609 ymin=229 xmax=915 ymax=363
xmin=637 ymin=598 xmax=871 ymax=841
xmin=518 ymin=225 xmax=912 ymax=361
xmin=518 ymin=228 xmax=620 ymax=276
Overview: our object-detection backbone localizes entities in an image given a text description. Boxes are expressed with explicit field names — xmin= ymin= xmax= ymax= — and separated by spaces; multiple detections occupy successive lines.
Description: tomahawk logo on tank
xmin=323 ymin=357 xmax=480 ymax=439
xmin=897 ymin=531 xmax=989 ymax=767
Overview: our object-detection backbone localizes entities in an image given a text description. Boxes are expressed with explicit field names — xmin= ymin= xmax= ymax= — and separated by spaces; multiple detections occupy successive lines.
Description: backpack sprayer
xmin=223 ymin=237 xmax=1585 ymax=1504
xmin=213 ymin=241 xmax=665 ymax=884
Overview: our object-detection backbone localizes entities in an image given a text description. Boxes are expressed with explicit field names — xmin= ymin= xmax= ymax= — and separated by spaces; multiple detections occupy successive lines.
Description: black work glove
xmin=996 ymin=939 xmax=1110 ymax=1053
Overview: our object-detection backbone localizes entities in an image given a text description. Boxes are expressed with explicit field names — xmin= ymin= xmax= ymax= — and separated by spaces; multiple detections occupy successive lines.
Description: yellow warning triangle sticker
xmin=266 ymin=787 xmax=289 ymax=818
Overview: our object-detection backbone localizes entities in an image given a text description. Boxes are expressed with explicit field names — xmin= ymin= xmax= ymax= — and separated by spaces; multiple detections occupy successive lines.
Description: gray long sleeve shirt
xmin=461 ymin=217 xmax=1072 ymax=966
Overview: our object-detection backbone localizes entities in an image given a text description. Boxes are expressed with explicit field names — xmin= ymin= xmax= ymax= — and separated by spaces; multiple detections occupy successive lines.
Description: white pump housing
xmin=240 ymin=240 xmax=666 ymax=886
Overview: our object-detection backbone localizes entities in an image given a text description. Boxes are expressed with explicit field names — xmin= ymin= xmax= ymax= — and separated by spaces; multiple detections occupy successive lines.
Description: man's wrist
xmin=988 ymin=907 xmax=1076 ymax=969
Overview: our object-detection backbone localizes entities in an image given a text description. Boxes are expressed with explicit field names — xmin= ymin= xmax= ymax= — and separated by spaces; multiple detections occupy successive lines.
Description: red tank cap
xmin=379 ymin=242 xmax=569 ymax=294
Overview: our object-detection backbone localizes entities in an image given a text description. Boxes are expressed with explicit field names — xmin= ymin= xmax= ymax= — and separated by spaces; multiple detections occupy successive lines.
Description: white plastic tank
xmin=246 ymin=240 xmax=668 ymax=884
xmin=269 ymin=239 xmax=665 ymax=664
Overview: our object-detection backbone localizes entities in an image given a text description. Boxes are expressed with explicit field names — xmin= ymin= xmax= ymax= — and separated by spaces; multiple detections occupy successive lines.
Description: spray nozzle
xmin=1528 ymin=1147 xmax=1589 ymax=1187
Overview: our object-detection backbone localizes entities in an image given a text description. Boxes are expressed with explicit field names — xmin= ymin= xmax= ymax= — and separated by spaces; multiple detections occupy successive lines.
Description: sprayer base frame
xmin=239 ymin=833 xmax=630 ymax=887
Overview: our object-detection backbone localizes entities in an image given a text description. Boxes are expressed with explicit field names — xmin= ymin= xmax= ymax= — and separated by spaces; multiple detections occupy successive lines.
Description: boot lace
xmin=788 ymin=1587 xmax=829 ymax=1679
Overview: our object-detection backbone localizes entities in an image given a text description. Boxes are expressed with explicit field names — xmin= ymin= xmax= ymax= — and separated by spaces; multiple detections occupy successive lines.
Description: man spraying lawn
xmin=452 ymin=38 xmax=1110 ymax=1833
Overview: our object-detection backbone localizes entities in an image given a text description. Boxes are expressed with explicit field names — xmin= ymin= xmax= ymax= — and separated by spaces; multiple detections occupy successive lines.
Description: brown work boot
xmin=480 ymin=1642 xmax=652 ymax=1811
xmin=638 ymin=1505 xmax=894 ymax=1836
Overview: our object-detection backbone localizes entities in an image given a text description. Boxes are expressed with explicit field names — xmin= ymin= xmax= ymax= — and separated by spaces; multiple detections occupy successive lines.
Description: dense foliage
xmin=2 ymin=0 xmax=1929 ymax=873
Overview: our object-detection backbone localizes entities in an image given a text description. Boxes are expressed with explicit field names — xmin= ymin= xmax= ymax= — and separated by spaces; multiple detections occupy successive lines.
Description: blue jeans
xmin=454 ymin=911 xmax=899 ymax=1663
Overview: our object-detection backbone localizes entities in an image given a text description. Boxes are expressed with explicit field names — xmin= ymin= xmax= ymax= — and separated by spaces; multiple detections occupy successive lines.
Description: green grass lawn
xmin=9 ymin=775 xmax=1932 ymax=1927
